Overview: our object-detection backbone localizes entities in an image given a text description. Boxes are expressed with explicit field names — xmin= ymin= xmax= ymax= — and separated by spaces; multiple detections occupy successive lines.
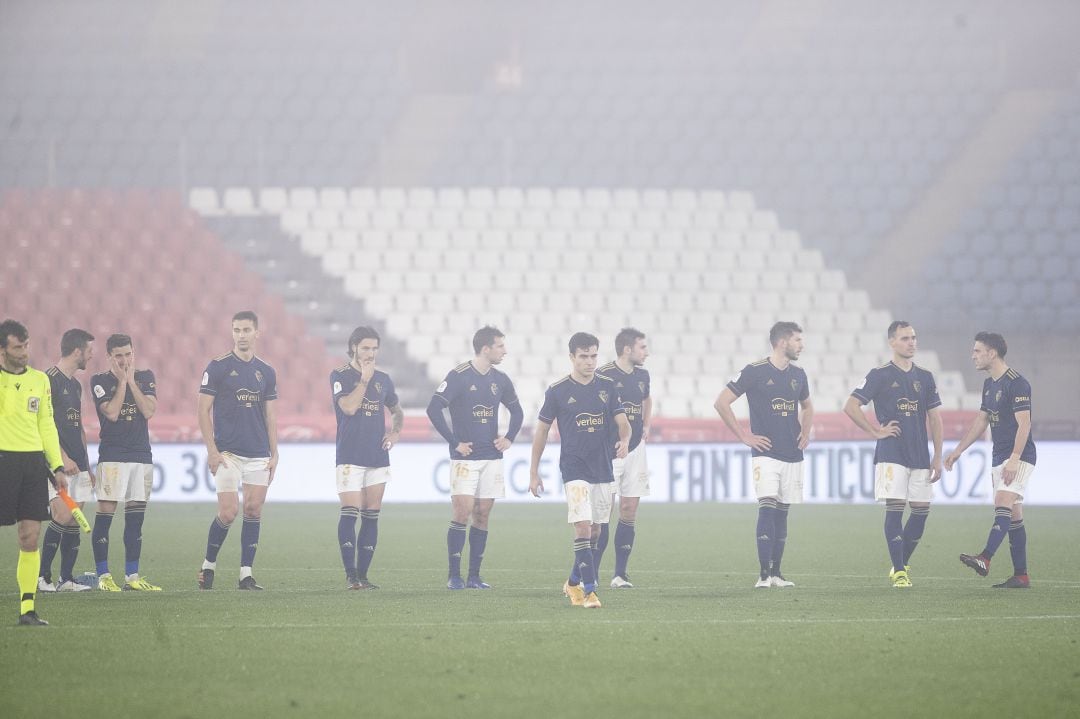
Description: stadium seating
xmin=194 ymin=186 xmax=982 ymax=421
xmin=0 ymin=189 xmax=341 ymax=440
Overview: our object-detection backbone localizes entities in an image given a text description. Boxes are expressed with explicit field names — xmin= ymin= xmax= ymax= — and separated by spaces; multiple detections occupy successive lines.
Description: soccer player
xmin=426 ymin=326 xmax=523 ymax=590
xmin=39 ymin=329 xmax=96 ymax=593
xmin=946 ymin=332 xmax=1036 ymax=588
xmin=90 ymin=333 xmax=160 ymax=592
xmin=715 ymin=321 xmax=812 ymax=588
xmin=197 ymin=311 xmax=278 ymax=591
xmin=843 ymin=321 xmax=943 ymax=589
xmin=594 ymin=328 xmax=651 ymax=589
xmin=331 ymin=326 xmax=402 ymax=590
xmin=0 ymin=319 xmax=68 ymax=625
xmin=530 ymin=332 xmax=630 ymax=609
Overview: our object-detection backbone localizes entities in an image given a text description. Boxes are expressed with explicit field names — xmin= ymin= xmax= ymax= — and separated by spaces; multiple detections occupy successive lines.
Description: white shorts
xmin=612 ymin=443 xmax=650 ymax=497
xmin=96 ymin=462 xmax=153 ymax=502
xmin=450 ymin=459 xmax=505 ymax=499
xmin=753 ymin=457 xmax=804 ymax=504
xmin=991 ymin=460 xmax=1035 ymax=502
xmin=336 ymin=464 xmax=391 ymax=493
xmin=214 ymin=453 xmax=271 ymax=493
xmin=874 ymin=463 xmax=933 ymax=502
xmin=49 ymin=471 xmax=93 ymax=504
xmin=565 ymin=480 xmax=614 ymax=525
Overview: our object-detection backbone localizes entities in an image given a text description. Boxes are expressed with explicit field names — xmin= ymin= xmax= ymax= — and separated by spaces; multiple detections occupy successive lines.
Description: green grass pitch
xmin=2 ymin=502 xmax=1078 ymax=718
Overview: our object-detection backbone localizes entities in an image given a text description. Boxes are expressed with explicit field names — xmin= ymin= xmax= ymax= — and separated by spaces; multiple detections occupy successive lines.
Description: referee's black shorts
xmin=0 ymin=451 xmax=50 ymax=525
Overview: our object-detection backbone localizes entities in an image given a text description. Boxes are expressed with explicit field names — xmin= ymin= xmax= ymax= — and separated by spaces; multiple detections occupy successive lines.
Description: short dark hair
xmin=473 ymin=325 xmax=504 ymax=355
xmin=769 ymin=321 xmax=802 ymax=347
xmin=347 ymin=326 xmax=381 ymax=357
xmin=887 ymin=320 xmax=912 ymax=339
xmin=975 ymin=331 xmax=1008 ymax=358
xmin=106 ymin=334 xmax=133 ymax=353
xmin=0 ymin=319 xmax=28 ymax=347
xmin=568 ymin=331 xmax=599 ymax=355
xmin=232 ymin=310 xmax=259 ymax=328
xmin=614 ymin=327 xmax=645 ymax=357
xmin=60 ymin=329 xmax=95 ymax=357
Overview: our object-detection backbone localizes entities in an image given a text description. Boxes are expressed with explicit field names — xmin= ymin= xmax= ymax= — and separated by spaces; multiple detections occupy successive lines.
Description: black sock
xmin=756 ymin=498 xmax=778 ymax=578
xmin=92 ymin=512 xmax=114 ymax=575
xmin=1008 ymin=520 xmax=1027 ymax=575
xmin=338 ymin=506 xmax=359 ymax=581
xmin=592 ymin=523 xmax=609 ymax=576
xmin=357 ymin=509 xmax=379 ymax=579
xmin=467 ymin=526 xmax=488 ymax=579
xmin=205 ymin=517 xmax=232 ymax=563
xmin=884 ymin=501 xmax=905 ymax=572
xmin=240 ymin=516 xmax=261 ymax=569
xmin=902 ymin=505 xmax=930 ymax=565
xmin=58 ymin=524 xmax=82 ymax=583
xmin=771 ymin=504 xmax=789 ymax=576
xmin=39 ymin=520 xmax=63 ymax=581
xmin=123 ymin=501 xmax=147 ymax=576
xmin=613 ymin=520 xmax=635 ymax=579
xmin=447 ymin=521 xmax=467 ymax=578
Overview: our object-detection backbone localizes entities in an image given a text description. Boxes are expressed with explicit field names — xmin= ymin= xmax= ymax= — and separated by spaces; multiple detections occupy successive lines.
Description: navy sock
xmin=204 ymin=517 xmax=232 ymax=563
xmin=756 ymin=498 xmax=778 ymax=578
xmin=39 ymin=521 xmax=63 ymax=581
xmin=884 ymin=501 xmax=905 ymax=572
xmin=357 ymin=510 xmax=379 ymax=579
xmin=613 ymin=520 xmax=635 ymax=579
xmin=902 ymin=505 xmax=930 ymax=565
xmin=240 ymin=516 xmax=261 ymax=569
xmin=447 ymin=521 xmax=467 ymax=578
xmin=123 ymin=502 xmax=147 ymax=576
xmin=592 ymin=523 xmax=609 ymax=576
xmin=92 ymin=512 xmax=114 ymax=575
xmin=467 ymin=526 xmax=488 ymax=579
xmin=771 ymin=504 xmax=789 ymax=576
xmin=1008 ymin=520 xmax=1027 ymax=575
xmin=338 ymin=506 xmax=359 ymax=581
xmin=982 ymin=507 xmax=1012 ymax=559
xmin=59 ymin=525 xmax=81 ymax=583
xmin=572 ymin=538 xmax=596 ymax=593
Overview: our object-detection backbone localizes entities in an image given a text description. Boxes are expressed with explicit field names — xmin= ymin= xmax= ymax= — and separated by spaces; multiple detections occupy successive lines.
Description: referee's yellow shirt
xmin=0 ymin=365 xmax=63 ymax=471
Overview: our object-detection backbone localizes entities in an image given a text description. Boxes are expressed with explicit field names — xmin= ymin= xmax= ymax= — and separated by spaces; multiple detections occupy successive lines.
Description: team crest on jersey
xmin=27 ymin=396 xmax=39 ymax=413
xmin=791 ymin=379 xmax=799 ymax=392
xmin=995 ymin=390 xmax=1002 ymax=403
xmin=255 ymin=370 xmax=263 ymax=383
xmin=598 ymin=390 xmax=608 ymax=403
xmin=490 ymin=382 xmax=499 ymax=396
xmin=375 ymin=382 xmax=383 ymax=394
xmin=913 ymin=380 xmax=922 ymax=394
xmin=639 ymin=382 xmax=646 ymax=395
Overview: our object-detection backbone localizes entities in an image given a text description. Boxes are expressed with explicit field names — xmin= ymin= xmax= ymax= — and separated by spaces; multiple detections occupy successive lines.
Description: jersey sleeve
xmin=726 ymin=365 xmax=752 ymax=397
xmin=199 ymin=362 xmax=218 ymax=396
xmin=799 ymin=368 xmax=810 ymax=401
xmin=432 ymin=371 xmax=459 ymax=406
xmin=537 ymin=385 xmax=558 ymax=424
xmin=642 ymin=369 xmax=651 ymax=400
xmin=1011 ymin=377 xmax=1032 ymax=412
xmin=384 ymin=374 xmax=399 ymax=409
xmin=850 ymin=369 xmax=877 ymax=405
xmin=925 ymin=371 xmax=942 ymax=410
xmin=979 ymin=379 xmax=991 ymax=413
xmin=139 ymin=370 xmax=157 ymax=397
xmin=501 ymin=374 xmax=520 ymax=408
xmin=264 ymin=365 xmax=278 ymax=401
xmin=37 ymin=375 xmax=63 ymax=471
xmin=92 ymin=374 xmax=116 ymax=407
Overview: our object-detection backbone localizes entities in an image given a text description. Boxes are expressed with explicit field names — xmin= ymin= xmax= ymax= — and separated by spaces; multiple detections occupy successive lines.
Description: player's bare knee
xmin=97 ymin=500 xmax=118 ymax=515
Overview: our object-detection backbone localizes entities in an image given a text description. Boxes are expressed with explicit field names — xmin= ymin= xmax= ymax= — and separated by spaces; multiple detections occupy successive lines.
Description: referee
xmin=1 ymin=320 xmax=68 ymax=626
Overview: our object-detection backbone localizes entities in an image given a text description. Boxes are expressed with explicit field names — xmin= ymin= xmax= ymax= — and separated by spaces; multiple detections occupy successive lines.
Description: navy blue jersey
xmin=92 ymin=369 xmax=155 ymax=464
xmin=46 ymin=366 xmax=89 ymax=471
xmin=538 ymin=374 xmax=624 ymax=484
xmin=727 ymin=359 xmax=810 ymax=463
xmin=980 ymin=368 xmax=1037 ymax=466
xmin=200 ymin=353 xmax=277 ymax=458
xmin=431 ymin=361 xmax=520 ymax=460
xmin=331 ymin=365 xmax=399 ymax=468
xmin=598 ymin=361 xmax=650 ymax=452
xmin=851 ymin=362 xmax=941 ymax=469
